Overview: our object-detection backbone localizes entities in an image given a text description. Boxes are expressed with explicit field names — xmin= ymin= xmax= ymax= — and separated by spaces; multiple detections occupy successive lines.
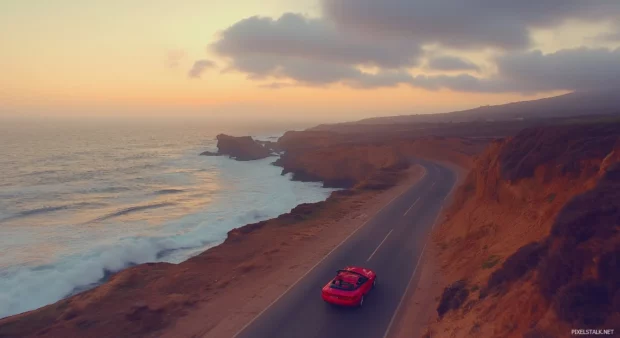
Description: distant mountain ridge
xmin=318 ymin=89 xmax=620 ymax=128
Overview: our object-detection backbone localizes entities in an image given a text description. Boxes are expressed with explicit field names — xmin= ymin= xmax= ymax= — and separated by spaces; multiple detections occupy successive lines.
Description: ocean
xmin=0 ymin=119 xmax=337 ymax=319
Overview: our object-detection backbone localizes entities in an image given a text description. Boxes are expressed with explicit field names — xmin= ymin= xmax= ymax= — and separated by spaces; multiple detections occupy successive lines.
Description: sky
xmin=1 ymin=1 xmax=620 ymax=123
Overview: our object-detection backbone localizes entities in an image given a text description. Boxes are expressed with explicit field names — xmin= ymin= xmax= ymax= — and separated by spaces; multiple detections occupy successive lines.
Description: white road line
xmin=403 ymin=197 xmax=420 ymax=216
xmin=232 ymin=166 xmax=429 ymax=338
xmin=367 ymin=229 xmax=394 ymax=262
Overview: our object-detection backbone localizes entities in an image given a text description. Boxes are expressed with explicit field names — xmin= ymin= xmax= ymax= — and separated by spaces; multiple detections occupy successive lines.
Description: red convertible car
xmin=321 ymin=266 xmax=377 ymax=307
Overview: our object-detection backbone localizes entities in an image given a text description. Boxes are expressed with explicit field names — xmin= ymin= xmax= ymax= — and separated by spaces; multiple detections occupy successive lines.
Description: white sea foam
xmin=0 ymin=153 xmax=336 ymax=319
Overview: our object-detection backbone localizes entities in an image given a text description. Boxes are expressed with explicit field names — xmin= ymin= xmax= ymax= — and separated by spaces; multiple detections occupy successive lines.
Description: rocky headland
xmin=200 ymin=134 xmax=276 ymax=161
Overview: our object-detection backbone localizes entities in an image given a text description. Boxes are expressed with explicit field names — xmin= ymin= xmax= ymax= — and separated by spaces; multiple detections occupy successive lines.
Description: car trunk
xmin=324 ymin=287 xmax=358 ymax=300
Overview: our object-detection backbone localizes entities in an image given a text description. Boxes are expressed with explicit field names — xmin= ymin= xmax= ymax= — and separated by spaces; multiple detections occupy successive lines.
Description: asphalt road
xmin=233 ymin=159 xmax=457 ymax=338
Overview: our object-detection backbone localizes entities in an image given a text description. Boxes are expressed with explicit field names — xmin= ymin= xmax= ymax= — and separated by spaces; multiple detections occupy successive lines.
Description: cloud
xmin=237 ymin=56 xmax=414 ymax=88
xmin=427 ymin=56 xmax=480 ymax=72
xmin=218 ymin=43 xmax=620 ymax=92
xmin=321 ymin=0 xmax=620 ymax=50
xmin=212 ymin=13 xmax=422 ymax=70
xmin=166 ymin=49 xmax=186 ymax=68
xmin=258 ymin=82 xmax=295 ymax=89
xmin=208 ymin=6 xmax=620 ymax=93
xmin=407 ymin=47 xmax=620 ymax=93
xmin=188 ymin=59 xmax=216 ymax=79
xmin=211 ymin=13 xmax=424 ymax=87
xmin=592 ymin=30 xmax=620 ymax=43
xmin=495 ymin=47 xmax=620 ymax=92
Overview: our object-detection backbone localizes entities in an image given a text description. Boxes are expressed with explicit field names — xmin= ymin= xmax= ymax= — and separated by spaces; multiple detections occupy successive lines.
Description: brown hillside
xmin=426 ymin=122 xmax=620 ymax=338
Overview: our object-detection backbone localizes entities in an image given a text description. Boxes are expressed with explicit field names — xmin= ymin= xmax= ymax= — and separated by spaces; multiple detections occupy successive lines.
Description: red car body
xmin=321 ymin=266 xmax=377 ymax=307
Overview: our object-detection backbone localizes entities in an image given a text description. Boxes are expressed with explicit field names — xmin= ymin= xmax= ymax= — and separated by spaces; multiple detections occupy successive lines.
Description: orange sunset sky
xmin=1 ymin=1 xmax=619 ymax=123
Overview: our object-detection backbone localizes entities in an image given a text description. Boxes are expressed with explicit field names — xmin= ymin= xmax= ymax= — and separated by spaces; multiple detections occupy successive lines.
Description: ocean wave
xmin=0 ymin=229 xmax=223 ymax=319
xmin=0 ymin=203 xmax=99 ymax=223
xmin=89 ymin=202 xmax=175 ymax=222
xmin=0 ymin=151 xmax=337 ymax=320
xmin=154 ymin=189 xmax=185 ymax=195
xmin=79 ymin=186 xmax=132 ymax=194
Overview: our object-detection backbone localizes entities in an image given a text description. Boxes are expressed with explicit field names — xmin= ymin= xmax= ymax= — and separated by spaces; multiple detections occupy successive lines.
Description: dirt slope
xmin=423 ymin=122 xmax=620 ymax=337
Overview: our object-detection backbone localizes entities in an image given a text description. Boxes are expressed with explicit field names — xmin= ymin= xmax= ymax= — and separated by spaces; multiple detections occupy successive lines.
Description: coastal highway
xmin=233 ymin=159 xmax=457 ymax=338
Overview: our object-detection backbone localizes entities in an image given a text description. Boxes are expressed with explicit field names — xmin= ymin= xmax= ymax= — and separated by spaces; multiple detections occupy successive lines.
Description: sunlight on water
xmin=0 ymin=120 xmax=334 ymax=319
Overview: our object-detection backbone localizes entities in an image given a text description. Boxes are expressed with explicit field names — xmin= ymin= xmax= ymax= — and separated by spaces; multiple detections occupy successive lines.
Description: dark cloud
xmin=427 ymin=56 xmax=480 ymax=72
xmin=348 ymin=71 xmax=415 ymax=89
xmin=592 ymin=29 xmax=620 ymax=43
xmin=238 ymin=56 xmax=413 ymax=88
xmin=407 ymin=47 xmax=620 ymax=93
xmin=495 ymin=47 xmax=620 ymax=92
xmin=322 ymin=0 xmax=620 ymax=50
xmin=258 ymin=82 xmax=295 ymax=89
xmin=217 ymin=43 xmax=620 ymax=92
xmin=188 ymin=59 xmax=216 ymax=79
xmin=208 ymin=5 xmax=620 ymax=93
xmin=212 ymin=13 xmax=422 ymax=71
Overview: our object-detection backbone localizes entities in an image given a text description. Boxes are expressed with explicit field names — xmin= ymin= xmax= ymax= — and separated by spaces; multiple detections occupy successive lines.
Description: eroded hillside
xmin=427 ymin=123 xmax=620 ymax=337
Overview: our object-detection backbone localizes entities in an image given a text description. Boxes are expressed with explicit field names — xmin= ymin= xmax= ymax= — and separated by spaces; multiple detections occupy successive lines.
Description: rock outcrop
xmin=272 ymin=144 xmax=406 ymax=188
xmin=272 ymin=129 xmax=487 ymax=189
xmin=201 ymin=134 xmax=273 ymax=161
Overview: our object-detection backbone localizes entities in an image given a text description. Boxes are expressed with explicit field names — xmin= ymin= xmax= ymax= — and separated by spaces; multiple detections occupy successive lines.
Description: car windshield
xmin=330 ymin=272 xmax=367 ymax=290
xmin=329 ymin=280 xmax=356 ymax=290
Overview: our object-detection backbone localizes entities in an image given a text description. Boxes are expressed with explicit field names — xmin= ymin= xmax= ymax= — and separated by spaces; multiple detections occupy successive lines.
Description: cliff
xmin=425 ymin=122 xmax=620 ymax=337
xmin=201 ymin=134 xmax=273 ymax=161
xmin=273 ymin=129 xmax=488 ymax=189
xmin=272 ymin=144 xmax=406 ymax=188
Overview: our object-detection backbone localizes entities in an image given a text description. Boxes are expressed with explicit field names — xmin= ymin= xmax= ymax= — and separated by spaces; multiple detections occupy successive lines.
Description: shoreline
xmin=0 ymin=151 xmax=335 ymax=321
xmin=0 ymin=161 xmax=425 ymax=338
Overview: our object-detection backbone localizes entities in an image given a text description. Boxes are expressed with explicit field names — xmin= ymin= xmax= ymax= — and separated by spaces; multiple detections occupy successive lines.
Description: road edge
xmin=382 ymin=161 xmax=468 ymax=338
xmin=231 ymin=166 xmax=429 ymax=338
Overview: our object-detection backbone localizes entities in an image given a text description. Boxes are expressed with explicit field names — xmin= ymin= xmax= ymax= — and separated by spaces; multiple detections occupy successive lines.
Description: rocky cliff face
xmin=273 ymin=131 xmax=488 ymax=189
xmin=201 ymin=134 xmax=273 ymax=161
xmin=276 ymin=130 xmax=348 ymax=152
xmin=272 ymin=144 xmax=406 ymax=188
xmin=427 ymin=122 xmax=620 ymax=338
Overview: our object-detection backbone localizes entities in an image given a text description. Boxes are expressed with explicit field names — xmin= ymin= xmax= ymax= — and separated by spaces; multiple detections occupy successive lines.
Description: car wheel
xmin=359 ymin=295 xmax=364 ymax=307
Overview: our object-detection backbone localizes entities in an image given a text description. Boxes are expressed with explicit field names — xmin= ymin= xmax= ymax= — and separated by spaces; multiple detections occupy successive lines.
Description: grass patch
xmin=470 ymin=285 xmax=480 ymax=292
xmin=547 ymin=193 xmax=557 ymax=203
xmin=482 ymin=255 xmax=502 ymax=269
